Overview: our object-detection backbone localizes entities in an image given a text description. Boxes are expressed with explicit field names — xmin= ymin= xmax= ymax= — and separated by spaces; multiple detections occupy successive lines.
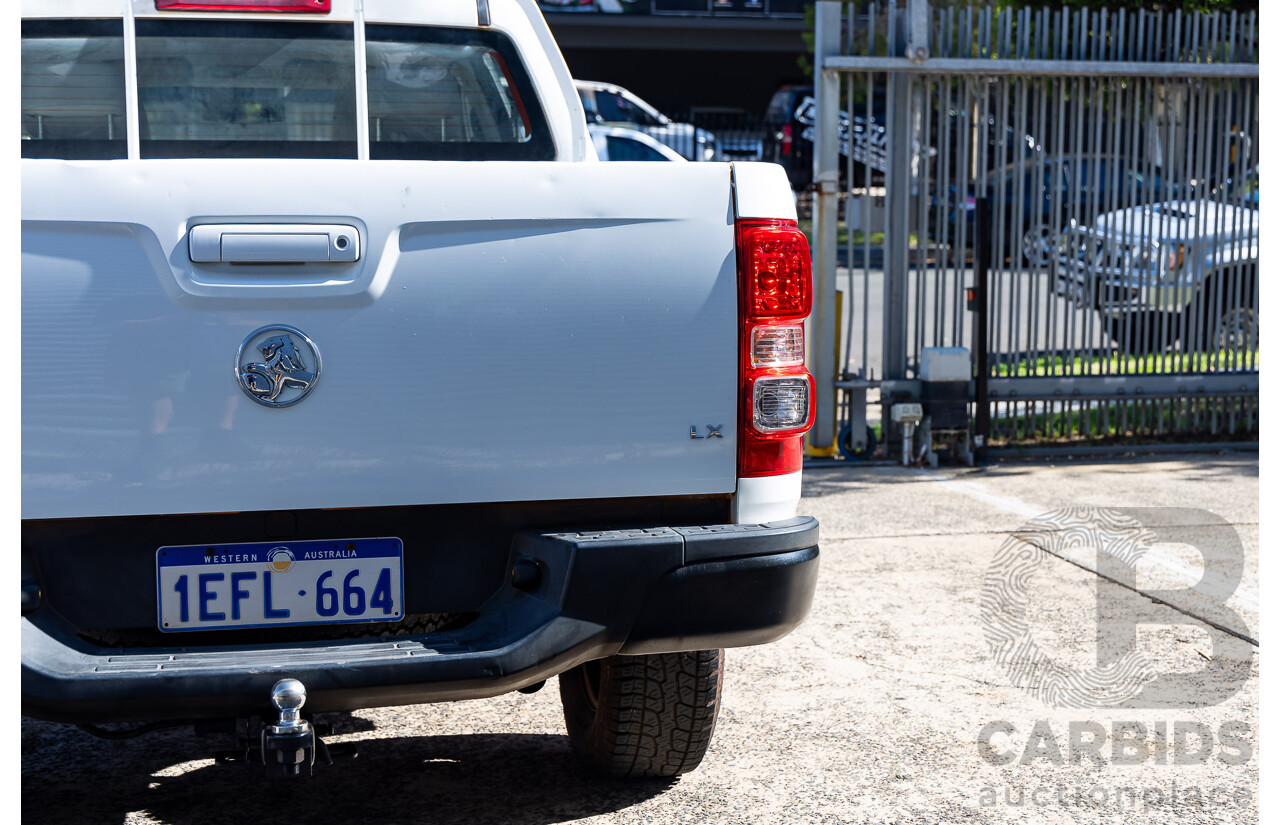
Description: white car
xmin=575 ymin=79 xmax=717 ymax=161
xmin=589 ymin=124 xmax=687 ymax=162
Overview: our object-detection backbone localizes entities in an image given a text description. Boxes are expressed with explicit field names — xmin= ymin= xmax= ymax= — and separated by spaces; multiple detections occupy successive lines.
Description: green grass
xmin=987 ymin=395 xmax=1259 ymax=447
xmin=993 ymin=350 xmax=1260 ymax=378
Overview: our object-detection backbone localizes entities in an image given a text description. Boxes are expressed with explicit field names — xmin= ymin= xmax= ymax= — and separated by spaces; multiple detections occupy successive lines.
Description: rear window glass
xmin=136 ymin=20 xmax=357 ymax=159
xmin=365 ymin=25 xmax=553 ymax=161
xmin=21 ymin=19 xmax=553 ymax=162
xmin=22 ymin=20 xmax=128 ymax=160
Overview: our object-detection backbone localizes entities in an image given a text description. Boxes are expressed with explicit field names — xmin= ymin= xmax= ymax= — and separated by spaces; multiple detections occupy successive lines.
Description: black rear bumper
xmin=22 ymin=516 xmax=818 ymax=723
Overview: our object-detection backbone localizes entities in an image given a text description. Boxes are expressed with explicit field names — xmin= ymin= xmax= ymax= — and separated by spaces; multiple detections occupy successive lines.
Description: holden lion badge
xmin=235 ymin=325 xmax=322 ymax=408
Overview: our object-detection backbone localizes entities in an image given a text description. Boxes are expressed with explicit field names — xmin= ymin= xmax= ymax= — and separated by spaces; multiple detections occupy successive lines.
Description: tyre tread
xmin=560 ymin=649 xmax=723 ymax=778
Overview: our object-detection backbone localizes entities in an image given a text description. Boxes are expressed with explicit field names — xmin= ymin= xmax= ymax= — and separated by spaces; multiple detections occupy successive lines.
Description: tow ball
xmin=261 ymin=678 xmax=317 ymax=778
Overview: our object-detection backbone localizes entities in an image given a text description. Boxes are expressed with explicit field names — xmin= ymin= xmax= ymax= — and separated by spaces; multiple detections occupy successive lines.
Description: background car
xmin=939 ymin=155 xmax=1175 ymax=267
xmin=686 ymin=106 xmax=763 ymax=161
xmin=538 ymin=0 xmax=598 ymax=10
xmin=761 ymin=84 xmax=887 ymax=190
xmin=1054 ymin=198 xmax=1258 ymax=353
xmin=575 ymin=79 xmax=717 ymax=161
xmin=589 ymin=124 xmax=687 ymax=161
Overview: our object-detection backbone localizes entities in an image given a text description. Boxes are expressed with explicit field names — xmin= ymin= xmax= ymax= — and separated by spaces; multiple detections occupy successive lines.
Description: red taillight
xmin=740 ymin=223 xmax=813 ymax=319
xmin=781 ymin=123 xmax=793 ymax=157
xmin=737 ymin=219 xmax=815 ymax=478
xmin=156 ymin=0 xmax=329 ymax=12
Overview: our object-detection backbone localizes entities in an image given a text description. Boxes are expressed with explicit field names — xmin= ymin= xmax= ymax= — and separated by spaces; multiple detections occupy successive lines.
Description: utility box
xmin=919 ymin=347 xmax=970 ymax=382
xmin=919 ymin=347 xmax=970 ymax=431
xmin=847 ymin=195 xmax=886 ymax=234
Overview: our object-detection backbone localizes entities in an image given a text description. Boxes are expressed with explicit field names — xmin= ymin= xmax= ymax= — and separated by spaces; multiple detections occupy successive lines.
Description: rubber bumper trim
xmin=22 ymin=516 xmax=819 ymax=723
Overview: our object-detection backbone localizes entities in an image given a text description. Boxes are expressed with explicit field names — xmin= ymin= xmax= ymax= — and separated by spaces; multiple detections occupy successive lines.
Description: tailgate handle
xmin=189 ymin=224 xmax=361 ymax=264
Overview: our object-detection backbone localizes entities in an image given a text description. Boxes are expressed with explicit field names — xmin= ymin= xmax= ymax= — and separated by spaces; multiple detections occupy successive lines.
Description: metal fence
xmin=808 ymin=0 xmax=1259 ymax=459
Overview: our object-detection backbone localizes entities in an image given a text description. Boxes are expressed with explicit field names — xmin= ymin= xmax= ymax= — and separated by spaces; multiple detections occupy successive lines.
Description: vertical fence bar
xmin=994 ymin=8 xmax=1010 ymax=377
xmin=862 ymin=1 xmax=877 ymax=383
xmin=1067 ymin=10 xmax=1084 ymax=379
xmin=811 ymin=0 xmax=842 ymax=449
xmin=1010 ymin=8 xmax=1029 ymax=378
xmin=842 ymin=13 xmax=855 ymax=381
xmin=884 ymin=1 xmax=912 ymax=386
xmin=918 ymin=74 xmax=934 ymax=355
xmin=975 ymin=195 xmax=991 ymax=461
xmin=1085 ymin=18 xmax=1103 ymax=377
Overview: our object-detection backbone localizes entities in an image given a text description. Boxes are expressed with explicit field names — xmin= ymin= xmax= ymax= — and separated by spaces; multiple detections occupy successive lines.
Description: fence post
xmin=883 ymin=2 xmax=915 ymax=402
xmin=907 ymin=0 xmax=930 ymax=63
xmin=974 ymin=196 xmax=991 ymax=463
xmin=811 ymin=0 xmax=842 ymax=449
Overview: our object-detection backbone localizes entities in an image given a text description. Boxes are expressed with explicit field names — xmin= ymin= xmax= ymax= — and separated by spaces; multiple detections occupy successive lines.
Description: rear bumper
xmin=22 ymin=516 xmax=818 ymax=723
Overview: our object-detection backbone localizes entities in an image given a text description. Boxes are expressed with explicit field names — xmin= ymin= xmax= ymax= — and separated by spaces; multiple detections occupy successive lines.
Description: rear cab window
xmin=22 ymin=13 xmax=555 ymax=161
xmin=22 ymin=19 xmax=128 ymax=159
xmin=365 ymin=25 xmax=549 ymax=160
xmin=135 ymin=19 xmax=358 ymax=159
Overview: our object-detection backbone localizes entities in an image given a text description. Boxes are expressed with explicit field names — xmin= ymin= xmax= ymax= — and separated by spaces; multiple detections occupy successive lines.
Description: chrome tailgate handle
xmin=189 ymin=224 xmax=360 ymax=263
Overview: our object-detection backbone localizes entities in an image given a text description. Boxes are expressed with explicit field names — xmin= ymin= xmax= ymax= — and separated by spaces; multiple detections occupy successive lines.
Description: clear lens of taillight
xmin=753 ymin=376 xmax=812 ymax=432
xmin=751 ymin=325 xmax=805 ymax=368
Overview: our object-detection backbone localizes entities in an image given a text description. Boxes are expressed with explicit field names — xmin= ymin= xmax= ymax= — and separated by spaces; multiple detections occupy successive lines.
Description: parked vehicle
xmin=687 ymin=106 xmax=764 ymax=162
xmin=538 ymin=0 xmax=598 ymax=10
xmin=589 ymin=124 xmax=686 ymax=161
xmin=761 ymin=84 xmax=887 ymax=190
xmin=575 ymin=79 xmax=717 ymax=161
xmin=21 ymin=0 xmax=820 ymax=781
xmin=942 ymin=155 xmax=1173 ymax=267
xmin=1054 ymin=199 xmax=1258 ymax=353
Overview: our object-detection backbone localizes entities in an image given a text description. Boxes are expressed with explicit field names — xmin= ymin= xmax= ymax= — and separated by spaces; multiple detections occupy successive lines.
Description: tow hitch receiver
xmin=261 ymin=679 xmax=315 ymax=778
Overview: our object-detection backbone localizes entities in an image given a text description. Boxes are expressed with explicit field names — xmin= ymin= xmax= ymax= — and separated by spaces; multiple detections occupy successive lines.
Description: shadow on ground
xmin=22 ymin=720 xmax=673 ymax=825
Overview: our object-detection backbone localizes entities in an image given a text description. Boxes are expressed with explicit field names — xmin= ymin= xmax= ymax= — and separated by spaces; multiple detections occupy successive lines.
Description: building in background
xmin=542 ymin=0 xmax=812 ymax=116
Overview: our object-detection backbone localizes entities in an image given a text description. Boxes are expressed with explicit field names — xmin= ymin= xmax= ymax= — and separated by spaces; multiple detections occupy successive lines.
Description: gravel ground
xmin=21 ymin=454 xmax=1259 ymax=824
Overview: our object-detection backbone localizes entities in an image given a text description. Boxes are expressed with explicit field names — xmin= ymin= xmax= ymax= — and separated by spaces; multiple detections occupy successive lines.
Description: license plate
xmin=156 ymin=538 xmax=403 ymax=633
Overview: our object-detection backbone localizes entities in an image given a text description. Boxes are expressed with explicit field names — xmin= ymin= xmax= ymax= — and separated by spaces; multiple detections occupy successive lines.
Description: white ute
xmin=21 ymin=0 xmax=820 ymax=780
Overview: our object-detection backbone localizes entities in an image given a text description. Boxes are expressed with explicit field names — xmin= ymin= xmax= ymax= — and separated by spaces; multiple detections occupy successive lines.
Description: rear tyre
xmin=559 ymin=650 xmax=724 ymax=778
xmin=1021 ymin=225 xmax=1052 ymax=268
xmin=1211 ymin=306 xmax=1259 ymax=354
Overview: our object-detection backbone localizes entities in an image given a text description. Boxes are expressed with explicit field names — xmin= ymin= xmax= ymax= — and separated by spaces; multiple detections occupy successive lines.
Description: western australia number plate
xmin=156 ymin=538 xmax=403 ymax=632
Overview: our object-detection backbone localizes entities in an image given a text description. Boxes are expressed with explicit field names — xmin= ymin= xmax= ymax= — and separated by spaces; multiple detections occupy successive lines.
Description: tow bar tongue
xmin=261 ymin=679 xmax=315 ymax=778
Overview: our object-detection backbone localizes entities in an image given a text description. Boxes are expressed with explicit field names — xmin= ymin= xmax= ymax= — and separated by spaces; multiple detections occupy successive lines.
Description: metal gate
xmin=807 ymin=0 xmax=1259 ymax=459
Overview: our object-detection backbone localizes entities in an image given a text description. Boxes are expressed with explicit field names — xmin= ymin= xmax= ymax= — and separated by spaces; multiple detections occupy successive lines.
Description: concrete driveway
xmin=21 ymin=453 xmax=1258 ymax=824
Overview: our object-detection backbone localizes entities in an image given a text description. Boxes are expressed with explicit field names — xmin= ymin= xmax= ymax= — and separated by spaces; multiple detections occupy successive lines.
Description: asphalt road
xmin=21 ymin=454 xmax=1258 ymax=824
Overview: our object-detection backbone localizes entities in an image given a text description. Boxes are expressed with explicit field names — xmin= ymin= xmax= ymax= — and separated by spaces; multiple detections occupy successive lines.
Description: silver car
xmin=1054 ymin=199 xmax=1258 ymax=353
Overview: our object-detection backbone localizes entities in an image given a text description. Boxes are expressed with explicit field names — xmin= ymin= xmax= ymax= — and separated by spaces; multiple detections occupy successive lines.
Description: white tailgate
xmin=21 ymin=160 xmax=739 ymax=518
